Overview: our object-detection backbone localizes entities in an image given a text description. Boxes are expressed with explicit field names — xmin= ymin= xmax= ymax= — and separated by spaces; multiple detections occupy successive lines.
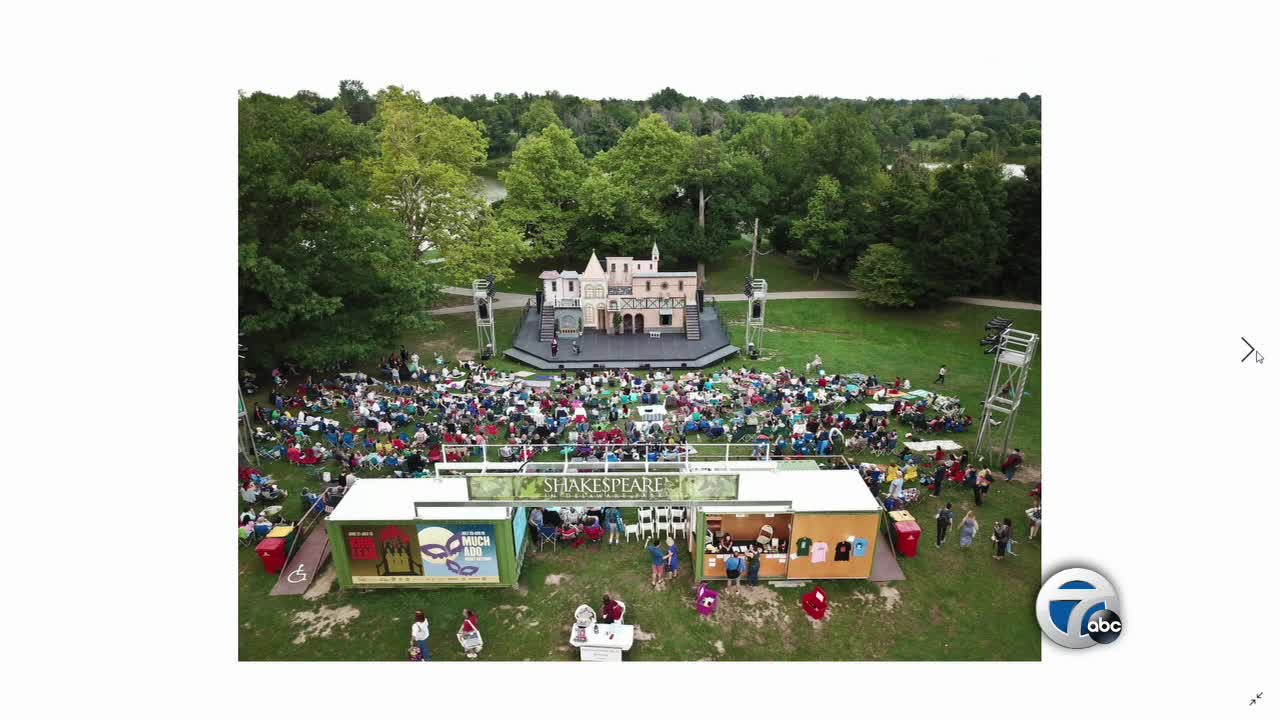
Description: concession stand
xmin=327 ymin=459 xmax=885 ymax=590
xmin=694 ymin=463 xmax=882 ymax=583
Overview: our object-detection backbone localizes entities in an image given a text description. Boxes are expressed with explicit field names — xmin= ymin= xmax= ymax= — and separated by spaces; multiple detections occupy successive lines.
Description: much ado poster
xmin=417 ymin=523 xmax=500 ymax=583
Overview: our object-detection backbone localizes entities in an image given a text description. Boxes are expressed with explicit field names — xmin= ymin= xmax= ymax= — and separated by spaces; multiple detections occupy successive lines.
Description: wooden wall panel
xmin=785 ymin=513 xmax=880 ymax=580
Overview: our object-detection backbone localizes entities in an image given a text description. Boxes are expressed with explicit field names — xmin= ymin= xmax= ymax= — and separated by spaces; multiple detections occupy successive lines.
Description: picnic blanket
xmin=904 ymin=440 xmax=964 ymax=453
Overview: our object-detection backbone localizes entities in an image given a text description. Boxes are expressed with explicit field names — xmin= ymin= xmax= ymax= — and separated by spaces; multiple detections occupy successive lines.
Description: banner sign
xmin=467 ymin=473 xmax=739 ymax=502
xmin=345 ymin=523 xmax=499 ymax=585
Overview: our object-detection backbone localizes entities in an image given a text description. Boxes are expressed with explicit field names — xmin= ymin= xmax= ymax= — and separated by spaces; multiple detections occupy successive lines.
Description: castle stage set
xmin=504 ymin=244 xmax=738 ymax=370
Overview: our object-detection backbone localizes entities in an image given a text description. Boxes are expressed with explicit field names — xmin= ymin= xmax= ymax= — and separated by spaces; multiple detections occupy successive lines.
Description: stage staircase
xmin=539 ymin=306 xmax=556 ymax=341
xmin=684 ymin=304 xmax=701 ymax=340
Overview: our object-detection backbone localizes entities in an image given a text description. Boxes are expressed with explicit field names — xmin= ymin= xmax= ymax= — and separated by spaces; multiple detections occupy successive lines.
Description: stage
xmin=504 ymin=305 xmax=739 ymax=370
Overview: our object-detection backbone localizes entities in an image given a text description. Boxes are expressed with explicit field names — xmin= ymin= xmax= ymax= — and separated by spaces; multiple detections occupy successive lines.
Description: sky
xmin=235 ymin=2 xmax=1044 ymax=101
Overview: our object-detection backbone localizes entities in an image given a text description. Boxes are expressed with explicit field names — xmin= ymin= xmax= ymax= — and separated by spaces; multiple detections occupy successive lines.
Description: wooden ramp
xmin=870 ymin=533 xmax=906 ymax=582
xmin=271 ymin=522 xmax=332 ymax=596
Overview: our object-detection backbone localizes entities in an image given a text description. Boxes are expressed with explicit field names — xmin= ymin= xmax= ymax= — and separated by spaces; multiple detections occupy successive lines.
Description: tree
xmin=808 ymin=103 xmax=881 ymax=191
xmin=519 ymin=99 xmax=562 ymax=136
xmin=499 ymin=125 xmax=589 ymax=260
xmin=648 ymin=87 xmax=692 ymax=111
xmin=729 ymin=112 xmax=813 ymax=253
xmin=791 ymin=175 xmax=847 ymax=279
xmin=238 ymin=93 xmax=436 ymax=368
xmin=685 ymin=134 xmax=723 ymax=229
xmin=851 ymin=243 xmax=916 ymax=307
xmin=432 ymin=206 xmax=526 ymax=287
xmin=367 ymin=87 xmax=488 ymax=257
xmin=577 ymin=115 xmax=691 ymax=256
xmin=337 ymin=80 xmax=376 ymax=124
xmin=1002 ymin=163 xmax=1041 ymax=299
xmin=898 ymin=162 xmax=1009 ymax=302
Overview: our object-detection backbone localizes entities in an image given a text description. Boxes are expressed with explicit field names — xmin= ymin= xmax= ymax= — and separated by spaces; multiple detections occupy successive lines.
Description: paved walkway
xmin=431 ymin=287 xmax=1040 ymax=314
xmin=432 ymin=287 xmax=532 ymax=315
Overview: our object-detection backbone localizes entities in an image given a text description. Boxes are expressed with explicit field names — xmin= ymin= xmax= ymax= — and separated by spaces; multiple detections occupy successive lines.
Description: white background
xmin=2 ymin=1 xmax=1276 ymax=717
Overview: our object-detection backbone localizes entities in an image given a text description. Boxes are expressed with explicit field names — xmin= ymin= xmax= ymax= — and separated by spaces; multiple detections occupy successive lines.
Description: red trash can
xmin=894 ymin=521 xmax=921 ymax=558
xmin=256 ymin=537 xmax=287 ymax=574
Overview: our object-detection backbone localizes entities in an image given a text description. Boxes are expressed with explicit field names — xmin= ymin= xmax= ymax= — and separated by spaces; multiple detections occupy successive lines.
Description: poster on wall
xmin=344 ymin=525 xmax=425 ymax=585
xmin=416 ymin=523 xmax=500 ymax=583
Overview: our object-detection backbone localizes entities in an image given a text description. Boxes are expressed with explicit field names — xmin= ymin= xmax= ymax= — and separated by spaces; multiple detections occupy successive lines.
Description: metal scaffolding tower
xmin=743 ymin=277 xmax=768 ymax=359
xmin=974 ymin=327 xmax=1038 ymax=464
xmin=473 ymin=276 xmax=497 ymax=359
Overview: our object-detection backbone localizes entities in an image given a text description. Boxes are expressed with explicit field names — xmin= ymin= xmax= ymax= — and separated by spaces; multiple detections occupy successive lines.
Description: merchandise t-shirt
xmin=796 ymin=537 xmax=812 ymax=556
xmin=810 ymin=542 xmax=829 ymax=563
xmin=834 ymin=541 xmax=852 ymax=561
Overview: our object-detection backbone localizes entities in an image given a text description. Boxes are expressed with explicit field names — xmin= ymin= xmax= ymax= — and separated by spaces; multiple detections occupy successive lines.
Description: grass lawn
xmin=240 ymin=296 xmax=1042 ymax=661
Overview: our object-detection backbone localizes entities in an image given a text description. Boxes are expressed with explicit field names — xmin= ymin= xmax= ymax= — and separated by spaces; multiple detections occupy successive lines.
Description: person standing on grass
xmin=1002 ymin=448 xmax=1024 ymax=481
xmin=958 ymin=510 xmax=978 ymax=549
xmin=411 ymin=610 xmax=431 ymax=661
xmin=931 ymin=463 xmax=947 ymax=497
xmin=647 ymin=538 xmax=666 ymax=589
xmin=1026 ymin=503 xmax=1042 ymax=541
xmin=747 ymin=543 xmax=762 ymax=586
xmin=724 ymin=552 xmax=745 ymax=592
xmin=604 ymin=506 xmax=622 ymax=545
xmin=936 ymin=502 xmax=955 ymax=547
xmin=974 ymin=469 xmax=991 ymax=507
xmin=665 ymin=536 xmax=680 ymax=579
xmin=934 ymin=365 xmax=947 ymax=385
xmin=992 ymin=518 xmax=1012 ymax=560
xmin=457 ymin=609 xmax=482 ymax=659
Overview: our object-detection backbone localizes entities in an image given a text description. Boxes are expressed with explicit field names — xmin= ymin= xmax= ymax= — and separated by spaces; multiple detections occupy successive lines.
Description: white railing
xmin=436 ymin=442 xmax=853 ymax=474
xmin=554 ymin=298 xmax=581 ymax=308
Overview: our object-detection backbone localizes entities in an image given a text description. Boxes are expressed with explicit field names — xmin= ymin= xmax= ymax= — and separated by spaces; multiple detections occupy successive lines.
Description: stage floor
xmin=504 ymin=306 xmax=738 ymax=370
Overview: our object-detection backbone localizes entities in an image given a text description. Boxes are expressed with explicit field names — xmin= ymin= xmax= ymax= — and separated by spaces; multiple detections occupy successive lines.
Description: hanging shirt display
xmin=834 ymin=541 xmax=852 ymax=561
xmin=796 ymin=537 xmax=813 ymax=557
xmin=853 ymin=538 xmax=868 ymax=558
xmin=810 ymin=541 xmax=828 ymax=563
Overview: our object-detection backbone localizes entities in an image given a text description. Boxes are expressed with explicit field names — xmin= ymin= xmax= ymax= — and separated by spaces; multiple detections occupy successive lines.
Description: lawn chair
xmin=534 ymin=524 xmax=559 ymax=552
xmin=624 ymin=522 xmax=640 ymax=542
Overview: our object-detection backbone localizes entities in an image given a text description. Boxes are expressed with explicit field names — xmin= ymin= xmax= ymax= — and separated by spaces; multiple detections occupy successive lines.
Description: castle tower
xmin=651 ymin=242 xmax=660 ymax=268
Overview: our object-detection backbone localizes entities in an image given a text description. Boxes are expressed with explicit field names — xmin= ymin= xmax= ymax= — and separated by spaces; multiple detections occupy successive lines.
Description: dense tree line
xmin=499 ymin=102 xmax=1041 ymax=305
xmin=242 ymin=82 xmax=1041 ymax=365
xmin=290 ymin=83 xmax=1041 ymax=164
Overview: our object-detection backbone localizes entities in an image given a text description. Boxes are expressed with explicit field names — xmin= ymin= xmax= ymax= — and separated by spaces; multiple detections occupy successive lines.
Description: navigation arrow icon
xmin=1242 ymin=337 xmax=1256 ymax=363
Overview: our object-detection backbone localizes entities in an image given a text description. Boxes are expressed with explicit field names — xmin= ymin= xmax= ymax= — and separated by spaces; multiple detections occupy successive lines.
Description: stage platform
xmin=504 ymin=306 xmax=738 ymax=370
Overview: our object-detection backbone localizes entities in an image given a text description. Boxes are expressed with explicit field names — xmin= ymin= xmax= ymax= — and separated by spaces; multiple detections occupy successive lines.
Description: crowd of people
xmin=241 ymin=352 xmax=1042 ymax=658
xmin=244 ymin=357 xmax=982 ymax=486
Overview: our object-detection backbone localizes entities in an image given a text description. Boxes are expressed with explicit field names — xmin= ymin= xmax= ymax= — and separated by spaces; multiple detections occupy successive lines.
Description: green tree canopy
xmin=500 ymin=124 xmax=590 ymax=261
xmin=851 ymin=243 xmax=916 ymax=307
xmin=238 ymin=93 xmax=436 ymax=368
xmin=368 ymin=87 xmax=488 ymax=256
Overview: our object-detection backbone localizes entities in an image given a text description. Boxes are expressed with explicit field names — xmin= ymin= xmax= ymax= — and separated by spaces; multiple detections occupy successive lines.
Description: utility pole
xmin=749 ymin=217 xmax=760 ymax=279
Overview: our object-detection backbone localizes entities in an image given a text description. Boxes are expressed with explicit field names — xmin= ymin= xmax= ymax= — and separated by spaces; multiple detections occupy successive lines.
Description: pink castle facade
xmin=538 ymin=243 xmax=699 ymax=336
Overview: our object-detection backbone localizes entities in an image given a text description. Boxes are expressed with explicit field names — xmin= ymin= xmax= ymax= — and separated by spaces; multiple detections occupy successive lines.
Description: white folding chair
xmin=670 ymin=511 xmax=688 ymax=540
xmin=638 ymin=509 xmax=656 ymax=540
xmin=624 ymin=523 xmax=640 ymax=542
xmin=656 ymin=507 xmax=670 ymax=536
